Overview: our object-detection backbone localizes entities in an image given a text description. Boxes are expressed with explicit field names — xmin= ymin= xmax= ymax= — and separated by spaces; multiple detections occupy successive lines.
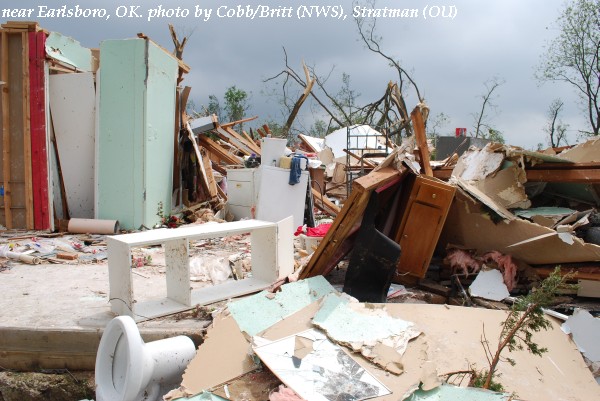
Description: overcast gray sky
xmin=5 ymin=0 xmax=590 ymax=148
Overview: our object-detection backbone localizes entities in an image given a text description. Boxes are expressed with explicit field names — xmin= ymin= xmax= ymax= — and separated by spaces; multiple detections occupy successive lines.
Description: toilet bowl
xmin=95 ymin=316 xmax=196 ymax=401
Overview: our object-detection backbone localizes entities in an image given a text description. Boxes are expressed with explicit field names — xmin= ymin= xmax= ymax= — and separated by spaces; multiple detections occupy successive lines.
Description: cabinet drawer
xmin=228 ymin=180 xmax=254 ymax=206
xmin=415 ymin=181 xmax=452 ymax=208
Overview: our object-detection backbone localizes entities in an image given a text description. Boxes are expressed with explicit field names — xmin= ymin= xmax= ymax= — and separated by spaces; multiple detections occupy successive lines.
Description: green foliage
xmin=309 ymin=119 xmax=329 ymax=138
xmin=470 ymin=371 xmax=505 ymax=392
xmin=537 ymin=0 xmax=600 ymax=135
xmin=207 ymin=94 xmax=222 ymax=120
xmin=224 ymin=85 xmax=250 ymax=123
xmin=480 ymin=266 xmax=575 ymax=389
xmin=486 ymin=128 xmax=505 ymax=144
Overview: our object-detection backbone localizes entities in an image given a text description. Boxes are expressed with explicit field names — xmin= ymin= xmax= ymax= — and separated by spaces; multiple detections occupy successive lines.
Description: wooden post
xmin=1 ymin=31 xmax=12 ymax=228
xmin=29 ymin=30 xmax=50 ymax=229
xmin=22 ymin=32 xmax=33 ymax=229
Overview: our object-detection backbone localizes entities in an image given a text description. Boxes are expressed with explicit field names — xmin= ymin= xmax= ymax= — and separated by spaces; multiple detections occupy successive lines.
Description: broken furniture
xmin=106 ymin=218 xmax=293 ymax=321
xmin=96 ymin=315 xmax=196 ymax=401
xmin=343 ymin=190 xmax=401 ymax=302
xmin=226 ymin=168 xmax=259 ymax=220
xmin=393 ymin=175 xmax=455 ymax=283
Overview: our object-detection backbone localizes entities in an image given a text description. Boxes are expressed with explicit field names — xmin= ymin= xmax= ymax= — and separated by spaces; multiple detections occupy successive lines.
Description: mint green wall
xmin=97 ymin=39 xmax=177 ymax=229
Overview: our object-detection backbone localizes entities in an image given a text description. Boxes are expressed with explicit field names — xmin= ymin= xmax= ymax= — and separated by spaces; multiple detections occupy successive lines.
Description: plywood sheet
xmin=49 ymin=72 xmax=95 ymax=218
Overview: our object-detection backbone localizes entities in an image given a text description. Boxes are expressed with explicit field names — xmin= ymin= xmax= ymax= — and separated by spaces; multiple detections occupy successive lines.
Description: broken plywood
xmin=253 ymin=328 xmax=391 ymax=401
xmin=312 ymin=293 xmax=420 ymax=374
xmin=472 ymin=163 xmax=530 ymax=209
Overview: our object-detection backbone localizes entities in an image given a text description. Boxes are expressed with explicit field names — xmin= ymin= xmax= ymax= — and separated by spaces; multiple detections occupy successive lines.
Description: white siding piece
xmin=49 ymin=72 xmax=96 ymax=218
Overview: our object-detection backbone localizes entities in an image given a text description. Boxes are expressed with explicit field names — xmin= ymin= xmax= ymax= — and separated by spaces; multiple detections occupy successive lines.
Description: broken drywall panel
xmin=455 ymin=180 xmax=516 ymax=221
xmin=439 ymin=191 xmax=600 ymax=265
xmin=405 ymin=383 xmax=512 ymax=401
xmin=180 ymin=310 xmax=258 ymax=395
xmin=451 ymin=144 xmax=504 ymax=181
xmin=253 ymin=329 xmax=391 ymax=401
xmin=312 ymin=293 xmax=420 ymax=374
xmin=514 ymin=207 xmax=576 ymax=228
xmin=468 ymin=269 xmax=510 ymax=301
xmin=49 ymin=72 xmax=96 ymax=218
xmin=557 ymin=137 xmax=600 ymax=162
xmin=260 ymin=301 xmax=599 ymax=401
xmin=227 ymin=276 xmax=336 ymax=336
xmin=385 ymin=303 xmax=600 ymax=401
xmin=45 ymin=31 xmax=94 ymax=71
xmin=562 ymin=308 xmax=600 ymax=363
xmin=473 ymin=164 xmax=531 ymax=209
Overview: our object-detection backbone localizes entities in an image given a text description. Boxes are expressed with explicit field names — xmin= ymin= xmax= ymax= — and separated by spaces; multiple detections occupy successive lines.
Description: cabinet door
xmin=394 ymin=175 xmax=455 ymax=281
xmin=398 ymin=202 xmax=443 ymax=277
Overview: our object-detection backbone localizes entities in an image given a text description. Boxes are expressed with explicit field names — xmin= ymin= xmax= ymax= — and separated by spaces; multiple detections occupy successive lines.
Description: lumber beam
xmin=1 ymin=31 xmax=12 ymax=228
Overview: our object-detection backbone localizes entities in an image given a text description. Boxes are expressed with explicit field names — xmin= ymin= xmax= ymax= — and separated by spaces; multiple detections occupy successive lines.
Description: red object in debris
xmin=294 ymin=223 xmax=332 ymax=237
xmin=455 ymin=127 xmax=467 ymax=137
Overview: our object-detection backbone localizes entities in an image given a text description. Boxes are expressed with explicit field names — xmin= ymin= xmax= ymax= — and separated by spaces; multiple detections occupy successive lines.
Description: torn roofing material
xmin=227 ymin=275 xmax=336 ymax=336
xmin=312 ymin=293 xmax=420 ymax=374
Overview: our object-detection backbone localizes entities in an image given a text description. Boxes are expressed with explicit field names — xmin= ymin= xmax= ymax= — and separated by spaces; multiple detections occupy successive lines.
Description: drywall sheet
xmin=262 ymin=303 xmax=599 ymax=401
xmin=557 ymin=137 xmax=600 ymax=162
xmin=440 ymin=191 xmax=600 ymax=264
xmin=405 ymin=384 xmax=511 ymax=401
xmin=562 ymin=308 xmax=600 ymax=363
xmin=254 ymin=329 xmax=391 ymax=401
xmin=227 ymin=275 xmax=335 ymax=336
xmin=468 ymin=269 xmax=509 ymax=301
xmin=473 ymin=164 xmax=530 ymax=209
xmin=452 ymin=145 xmax=504 ymax=181
xmin=180 ymin=311 xmax=258 ymax=395
xmin=45 ymin=31 xmax=93 ymax=71
xmin=313 ymin=293 xmax=420 ymax=374
xmin=49 ymin=72 xmax=95 ymax=218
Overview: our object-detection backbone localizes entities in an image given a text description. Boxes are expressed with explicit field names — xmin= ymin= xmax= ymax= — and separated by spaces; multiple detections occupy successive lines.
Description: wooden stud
xmin=1 ymin=31 xmax=12 ymax=228
xmin=22 ymin=32 xmax=33 ymax=229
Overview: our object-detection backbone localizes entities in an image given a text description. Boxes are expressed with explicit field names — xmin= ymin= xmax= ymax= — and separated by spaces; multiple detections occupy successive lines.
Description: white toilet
xmin=95 ymin=316 xmax=196 ymax=401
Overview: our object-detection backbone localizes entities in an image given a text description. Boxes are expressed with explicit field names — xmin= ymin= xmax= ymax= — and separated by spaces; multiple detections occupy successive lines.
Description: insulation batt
xmin=444 ymin=248 xmax=481 ymax=277
xmin=269 ymin=385 xmax=306 ymax=401
xmin=483 ymin=251 xmax=518 ymax=291
xmin=445 ymin=248 xmax=518 ymax=291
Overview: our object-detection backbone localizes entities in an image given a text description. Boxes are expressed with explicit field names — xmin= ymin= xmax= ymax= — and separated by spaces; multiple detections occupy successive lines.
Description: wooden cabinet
xmin=394 ymin=175 xmax=455 ymax=281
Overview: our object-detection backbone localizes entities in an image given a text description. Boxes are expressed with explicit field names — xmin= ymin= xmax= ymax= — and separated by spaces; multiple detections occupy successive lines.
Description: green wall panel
xmin=97 ymin=38 xmax=177 ymax=229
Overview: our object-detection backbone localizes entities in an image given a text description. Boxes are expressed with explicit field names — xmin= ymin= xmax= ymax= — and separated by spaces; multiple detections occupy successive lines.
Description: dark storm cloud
xmin=3 ymin=0 xmax=588 ymax=147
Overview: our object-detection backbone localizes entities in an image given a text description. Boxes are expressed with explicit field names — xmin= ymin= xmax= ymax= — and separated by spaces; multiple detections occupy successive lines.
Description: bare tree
xmin=472 ymin=77 xmax=505 ymax=140
xmin=537 ymin=0 xmax=599 ymax=136
xmin=544 ymin=99 xmax=570 ymax=147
